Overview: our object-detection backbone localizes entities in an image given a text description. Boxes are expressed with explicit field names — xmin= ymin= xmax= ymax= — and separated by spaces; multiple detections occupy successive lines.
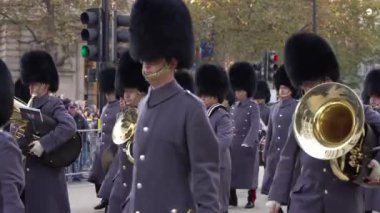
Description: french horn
xmin=112 ymin=107 xmax=138 ymax=164
xmin=293 ymin=82 xmax=377 ymax=185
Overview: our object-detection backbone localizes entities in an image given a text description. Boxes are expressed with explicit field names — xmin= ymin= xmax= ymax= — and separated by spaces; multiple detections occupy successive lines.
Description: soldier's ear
xmin=168 ymin=58 xmax=178 ymax=70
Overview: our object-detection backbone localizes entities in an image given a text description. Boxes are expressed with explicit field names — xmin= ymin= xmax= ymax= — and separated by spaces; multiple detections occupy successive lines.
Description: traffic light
xmin=80 ymin=8 xmax=102 ymax=61
xmin=263 ymin=51 xmax=280 ymax=81
xmin=112 ymin=11 xmax=130 ymax=62
xmin=268 ymin=51 xmax=280 ymax=70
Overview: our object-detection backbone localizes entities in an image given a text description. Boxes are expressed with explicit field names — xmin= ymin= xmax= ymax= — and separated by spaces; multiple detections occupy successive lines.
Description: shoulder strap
xmin=207 ymin=103 xmax=226 ymax=118
xmin=260 ymin=118 xmax=268 ymax=132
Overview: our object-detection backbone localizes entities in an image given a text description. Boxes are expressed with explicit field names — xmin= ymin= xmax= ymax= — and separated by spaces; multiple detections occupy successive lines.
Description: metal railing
xmin=65 ymin=129 xmax=100 ymax=182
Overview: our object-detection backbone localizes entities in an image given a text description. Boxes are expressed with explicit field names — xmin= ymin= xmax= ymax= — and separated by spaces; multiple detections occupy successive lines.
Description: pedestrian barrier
xmin=65 ymin=129 xmax=100 ymax=182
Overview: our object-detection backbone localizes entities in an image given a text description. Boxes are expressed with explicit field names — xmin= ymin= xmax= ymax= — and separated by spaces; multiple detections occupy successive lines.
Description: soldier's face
xmin=199 ymin=95 xmax=218 ymax=108
xmin=124 ymin=88 xmax=144 ymax=107
xmin=235 ymin=90 xmax=247 ymax=101
xmin=29 ymin=83 xmax=49 ymax=97
xmin=142 ymin=58 xmax=177 ymax=86
xmin=278 ymin=85 xmax=292 ymax=99
xmin=370 ymin=95 xmax=380 ymax=110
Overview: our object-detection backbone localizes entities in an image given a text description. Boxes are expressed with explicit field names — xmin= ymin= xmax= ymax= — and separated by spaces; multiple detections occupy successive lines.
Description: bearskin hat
xmin=98 ymin=67 xmax=116 ymax=93
xmin=362 ymin=69 xmax=380 ymax=104
xmin=0 ymin=59 xmax=14 ymax=127
xmin=175 ymin=69 xmax=194 ymax=92
xmin=229 ymin=62 xmax=256 ymax=97
xmin=129 ymin=0 xmax=194 ymax=69
xmin=273 ymin=65 xmax=299 ymax=98
xmin=15 ymin=78 xmax=31 ymax=103
xmin=284 ymin=33 xmax=339 ymax=87
xmin=253 ymin=80 xmax=271 ymax=103
xmin=195 ymin=64 xmax=229 ymax=103
xmin=20 ymin=50 xmax=59 ymax=92
xmin=116 ymin=51 xmax=148 ymax=94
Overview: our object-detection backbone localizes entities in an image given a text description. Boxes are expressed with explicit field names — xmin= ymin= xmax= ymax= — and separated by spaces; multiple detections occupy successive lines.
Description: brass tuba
xmin=293 ymin=82 xmax=377 ymax=185
xmin=112 ymin=107 xmax=138 ymax=164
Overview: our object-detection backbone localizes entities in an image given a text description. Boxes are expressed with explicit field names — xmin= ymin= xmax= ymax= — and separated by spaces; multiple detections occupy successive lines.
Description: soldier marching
xmin=3 ymin=1 xmax=380 ymax=213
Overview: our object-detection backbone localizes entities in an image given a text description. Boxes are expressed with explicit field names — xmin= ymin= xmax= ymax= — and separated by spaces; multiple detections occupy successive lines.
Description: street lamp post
xmin=312 ymin=0 xmax=317 ymax=33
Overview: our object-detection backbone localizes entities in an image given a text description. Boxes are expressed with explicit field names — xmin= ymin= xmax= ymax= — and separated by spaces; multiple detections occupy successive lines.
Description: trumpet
xmin=112 ymin=107 xmax=138 ymax=164
xmin=293 ymin=82 xmax=377 ymax=185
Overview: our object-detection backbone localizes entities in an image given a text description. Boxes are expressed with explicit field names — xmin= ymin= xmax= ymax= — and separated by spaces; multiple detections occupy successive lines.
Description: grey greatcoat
xmin=123 ymin=81 xmax=220 ymax=213
xmin=98 ymin=149 xmax=120 ymax=200
xmin=108 ymin=146 xmax=134 ymax=213
xmin=0 ymin=131 xmax=25 ymax=213
xmin=207 ymin=105 xmax=233 ymax=213
xmin=261 ymin=98 xmax=298 ymax=195
xmin=25 ymin=95 xmax=76 ymax=213
xmin=269 ymin=106 xmax=380 ymax=213
xmin=230 ymin=99 xmax=260 ymax=189
xmin=88 ymin=100 xmax=120 ymax=185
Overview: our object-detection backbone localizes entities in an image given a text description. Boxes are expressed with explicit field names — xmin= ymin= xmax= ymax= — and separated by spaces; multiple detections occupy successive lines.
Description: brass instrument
xmin=10 ymin=98 xmax=81 ymax=168
xmin=112 ymin=107 xmax=138 ymax=164
xmin=294 ymin=82 xmax=377 ymax=185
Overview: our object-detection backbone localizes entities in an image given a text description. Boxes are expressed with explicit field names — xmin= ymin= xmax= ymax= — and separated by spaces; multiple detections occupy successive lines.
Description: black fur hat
xmin=253 ymin=80 xmax=271 ymax=103
xmin=273 ymin=65 xmax=298 ymax=97
xmin=116 ymin=51 xmax=148 ymax=94
xmin=195 ymin=64 xmax=229 ymax=103
xmin=284 ymin=33 xmax=339 ymax=87
xmin=229 ymin=62 xmax=256 ymax=97
xmin=129 ymin=0 xmax=194 ymax=69
xmin=15 ymin=78 xmax=31 ymax=103
xmin=362 ymin=69 xmax=380 ymax=104
xmin=0 ymin=59 xmax=14 ymax=127
xmin=175 ymin=69 xmax=194 ymax=92
xmin=20 ymin=50 xmax=59 ymax=92
xmin=98 ymin=67 xmax=116 ymax=93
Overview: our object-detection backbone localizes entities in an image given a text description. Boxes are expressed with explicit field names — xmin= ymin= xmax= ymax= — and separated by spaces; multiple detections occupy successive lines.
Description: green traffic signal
xmin=81 ymin=46 xmax=90 ymax=58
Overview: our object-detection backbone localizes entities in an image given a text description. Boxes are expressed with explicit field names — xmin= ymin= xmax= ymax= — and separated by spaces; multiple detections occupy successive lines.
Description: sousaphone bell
xmin=293 ymin=82 xmax=377 ymax=186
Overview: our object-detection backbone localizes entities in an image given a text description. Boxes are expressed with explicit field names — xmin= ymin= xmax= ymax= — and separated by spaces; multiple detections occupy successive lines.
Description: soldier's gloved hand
xmin=366 ymin=159 xmax=380 ymax=185
xmin=29 ymin=141 xmax=44 ymax=157
xmin=266 ymin=200 xmax=281 ymax=213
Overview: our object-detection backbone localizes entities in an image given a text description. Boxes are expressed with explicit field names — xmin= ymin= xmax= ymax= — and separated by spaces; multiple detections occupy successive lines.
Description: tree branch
xmin=0 ymin=12 xmax=43 ymax=44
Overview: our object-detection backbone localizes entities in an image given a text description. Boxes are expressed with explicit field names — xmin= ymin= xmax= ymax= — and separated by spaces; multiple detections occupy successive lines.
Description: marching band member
xmin=229 ymin=62 xmax=261 ymax=208
xmin=261 ymin=66 xmax=298 ymax=202
xmin=107 ymin=51 xmax=148 ymax=213
xmin=20 ymin=50 xmax=76 ymax=213
xmin=195 ymin=64 xmax=234 ymax=213
xmin=88 ymin=67 xmax=120 ymax=210
xmin=253 ymin=80 xmax=271 ymax=168
xmin=0 ymin=59 xmax=24 ymax=213
xmin=123 ymin=0 xmax=220 ymax=212
xmin=361 ymin=69 xmax=380 ymax=213
xmin=267 ymin=32 xmax=380 ymax=213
